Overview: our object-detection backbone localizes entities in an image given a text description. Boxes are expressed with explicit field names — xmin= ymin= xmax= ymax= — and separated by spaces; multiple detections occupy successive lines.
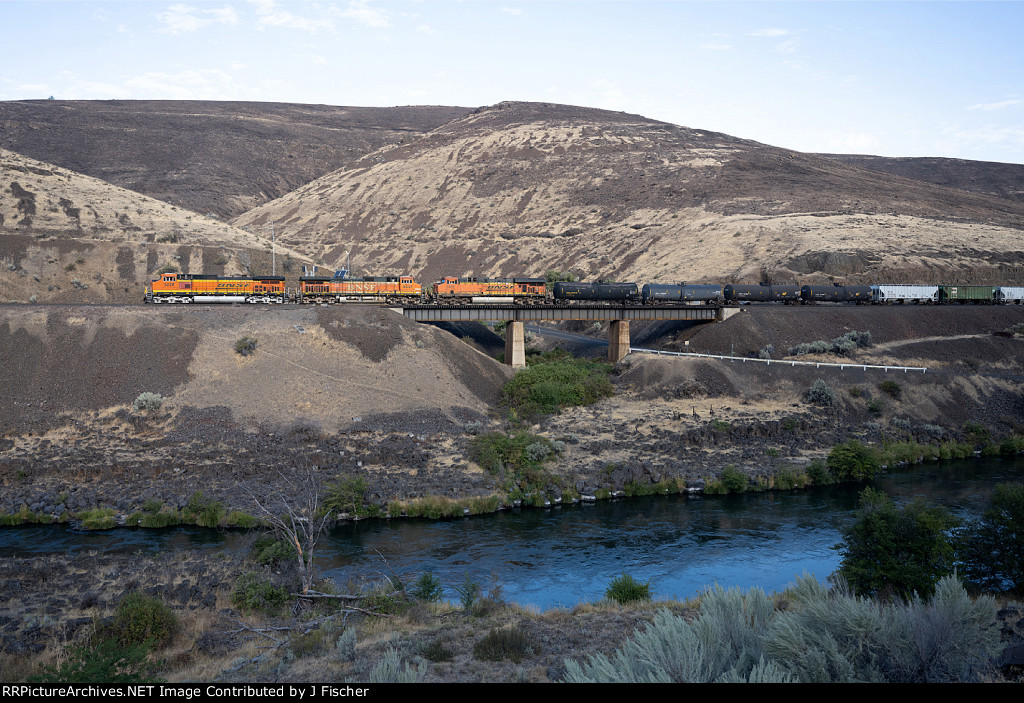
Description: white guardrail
xmin=629 ymin=347 xmax=927 ymax=373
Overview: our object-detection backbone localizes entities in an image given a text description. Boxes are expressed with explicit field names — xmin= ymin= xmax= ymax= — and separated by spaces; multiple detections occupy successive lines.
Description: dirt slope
xmin=0 ymin=149 xmax=314 ymax=302
xmin=234 ymin=101 xmax=1024 ymax=285
xmin=0 ymin=100 xmax=470 ymax=218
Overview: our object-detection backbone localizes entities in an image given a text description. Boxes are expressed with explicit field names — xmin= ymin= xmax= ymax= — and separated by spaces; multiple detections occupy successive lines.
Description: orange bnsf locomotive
xmin=298 ymin=274 xmax=422 ymax=303
xmin=432 ymin=276 xmax=546 ymax=303
xmin=145 ymin=272 xmax=286 ymax=304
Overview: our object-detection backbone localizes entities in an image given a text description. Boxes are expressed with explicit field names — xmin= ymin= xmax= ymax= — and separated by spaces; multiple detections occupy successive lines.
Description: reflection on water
xmin=2 ymin=456 xmax=1022 ymax=610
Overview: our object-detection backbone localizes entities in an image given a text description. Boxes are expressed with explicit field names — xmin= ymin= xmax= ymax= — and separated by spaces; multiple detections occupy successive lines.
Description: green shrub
xmin=834 ymin=488 xmax=959 ymax=599
xmin=804 ymin=379 xmax=836 ymax=407
xmin=420 ymin=638 xmax=454 ymax=662
xmin=788 ymin=331 xmax=872 ymax=357
xmin=720 ymin=466 xmax=748 ymax=493
xmin=77 ymin=508 xmax=117 ymax=530
xmin=473 ymin=627 xmax=536 ymax=663
xmin=132 ymin=392 xmax=164 ymax=412
xmin=324 ymin=475 xmax=374 ymax=518
xmin=502 ymin=355 xmax=613 ymax=420
xmin=605 ymin=574 xmax=652 ymax=604
xmin=231 ymin=572 xmax=290 ymax=615
xmin=957 ymin=482 xmax=1024 ymax=592
xmin=363 ymin=582 xmax=407 ymax=615
xmin=184 ymin=491 xmax=224 ymax=528
xmin=962 ymin=421 xmax=990 ymax=445
xmin=335 ymin=628 xmax=357 ymax=662
xmin=368 ymin=647 xmax=426 ymax=683
xmin=139 ymin=509 xmax=180 ymax=528
xmin=234 ymin=335 xmax=258 ymax=356
xmin=27 ymin=639 xmax=160 ymax=683
xmin=455 ymin=572 xmax=482 ymax=611
xmin=772 ymin=466 xmax=808 ymax=491
xmin=469 ymin=431 xmax=558 ymax=493
xmin=564 ymin=575 xmax=997 ymax=683
xmin=290 ymin=627 xmax=332 ymax=658
xmin=110 ymin=592 xmax=178 ymax=649
xmin=252 ymin=534 xmax=297 ymax=567
xmin=827 ymin=440 xmax=880 ymax=481
xmin=879 ymin=380 xmax=902 ymax=400
xmin=409 ymin=572 xmax=444 ymax=602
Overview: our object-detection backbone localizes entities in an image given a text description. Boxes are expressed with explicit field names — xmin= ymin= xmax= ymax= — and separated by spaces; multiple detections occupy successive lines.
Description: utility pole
xmin=265 ymin=223 xmax=276 ymax=275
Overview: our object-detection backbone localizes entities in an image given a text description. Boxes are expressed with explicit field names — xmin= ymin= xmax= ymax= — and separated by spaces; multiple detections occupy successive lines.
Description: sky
xmin=2 ymin=0 xmax=1023 ymax=164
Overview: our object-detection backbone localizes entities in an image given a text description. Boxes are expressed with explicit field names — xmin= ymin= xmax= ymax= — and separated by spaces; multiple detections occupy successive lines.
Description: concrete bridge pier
xmin=608 ymin=320 xmax=630 ymax=363
xmin=504 ymin=321 xmax=526 ymax=369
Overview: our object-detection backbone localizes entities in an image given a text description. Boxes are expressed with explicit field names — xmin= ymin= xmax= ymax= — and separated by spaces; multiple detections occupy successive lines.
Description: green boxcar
xmin=938 ymin=285 xmax=998 ymax=303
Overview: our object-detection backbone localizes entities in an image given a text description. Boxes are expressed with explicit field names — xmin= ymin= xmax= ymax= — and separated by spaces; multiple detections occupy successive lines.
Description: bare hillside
xmin=0 ymin=149 xmax=311 ymax=303
xmin=0 ymin=100 xmax=470 ymax=218
xmin=234 ymin=101 xmax=1024 ymax=285
xmin=817 ymin=154 xmax=1024 ymax=204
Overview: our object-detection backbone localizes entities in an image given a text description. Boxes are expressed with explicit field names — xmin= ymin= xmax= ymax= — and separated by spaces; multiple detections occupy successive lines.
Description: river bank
xmin=2 ymin=458 xmax=1024 ymax=683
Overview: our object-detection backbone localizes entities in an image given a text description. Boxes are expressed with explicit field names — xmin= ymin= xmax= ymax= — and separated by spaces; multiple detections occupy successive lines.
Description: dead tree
xmin=246 ymin=464 xmax=335 ymax=595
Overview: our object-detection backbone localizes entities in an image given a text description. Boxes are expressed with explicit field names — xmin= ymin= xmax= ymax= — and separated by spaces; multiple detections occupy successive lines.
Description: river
xmin=2 ymin=456 xmax=1022 ymax=610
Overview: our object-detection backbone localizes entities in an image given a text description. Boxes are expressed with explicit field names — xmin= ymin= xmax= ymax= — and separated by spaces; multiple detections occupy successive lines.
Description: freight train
xmin=145 ymin=271 xmax=1024 ymax=306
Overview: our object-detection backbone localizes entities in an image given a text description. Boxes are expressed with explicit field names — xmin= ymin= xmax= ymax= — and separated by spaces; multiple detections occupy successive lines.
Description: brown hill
xmin=817 ymin=154 xmax=1024 ymax=204
xmin=233 ymin=101 xmax=1024 ymax=285
xmin=0 ymin=100 xmax=470 ymax=218
xmin=0 ymin=149 xmax=311 ymax=303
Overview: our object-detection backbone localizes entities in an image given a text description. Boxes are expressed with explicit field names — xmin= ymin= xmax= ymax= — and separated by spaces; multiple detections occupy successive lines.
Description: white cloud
xmin=18 ymin=84 xmax=52 ymax=96
xmin=822 ymin=132 xmax=883 ymax=153
xmin=966 ymin=99 xmax=1021 ymax=112
xmin=332 ymin=1 xmax=392 ymax=29
xmin=156 ymin=4 xmax=239 ymax=34
xmin=416 ymin=24 xmax=437 ymax=35
xmin=254 ymin=2 xmax=335 ymax=33
xmin=700 ymin=43 xmax=732 ymax=51
xmin=774 ymin=39 xmax=798 ymax=54
xmin=747 ymin=28 xmax=790 ymax=38
xmin=500 ymin=6 xmax=523 ymax=16
xmin=123 ymin=69 xmax=238 ymax=100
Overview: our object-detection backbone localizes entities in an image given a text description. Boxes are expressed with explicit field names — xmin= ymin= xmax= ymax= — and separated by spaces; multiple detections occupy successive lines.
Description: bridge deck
xmin=398 ymin=304 xmax=722 ymax=322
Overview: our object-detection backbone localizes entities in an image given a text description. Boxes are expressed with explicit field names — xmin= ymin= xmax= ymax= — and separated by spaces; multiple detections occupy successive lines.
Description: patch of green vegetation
xmin=469 ymin=430 xmax=560 ymax=496
xmin=409 ymin=572 xmax=444 ymax=602
xmin=234 ymin=335 xmax=258 ymax=357
xmin=721 ymin=465 xmax=749 ymax=493
xmin=835 ymin=488 xmax=958 ymax=599
xmin=138 ymin=509 xmax=181 ymax=529
xmin=771 ymin=466 xmax=809 ymax=491
xmin=77 ymin=508 xmax=117 ymax=530
xmin=827 ymin=440 xmax=882 ymax=481
xmin=805 ymin=460 xmax=835 ymax=486
xmin=878 ymin=380 xmax=902 ymax=400
xmin=502 ymin=350 xmax=613 ymax=420
xmin=289 ymin=627 xmax=332 ymax=659
xmin=225 ymin=510 xmax=259 ymax=528
xmin=473 ymin=627 xmax=536 ymax=663
xmin=252 ymin=534 xmax=297 ymax=568
xmin=324 ymin=475 xmax=380 ymax=518
xmin=109 ymin=592 xmax=178 ymax=649
xmin=27 ymin=639 xmax=161 ymax=684
xmin=400 ymin=495 xmax=465 ymax=520
xmin=605 ymin=574 xmax=652 ymax=605
xmin=231 ymin=572 xmax=290 ymax=616
xmin=182 ymin=491 xmax=224 ymax=528
xmin=962 ymin=421 xmax=990 ymax=445
xmin=711 ymin=419 xmax=731 ymax=432
xmin=420 ymin=638 xmax=454 ymax=662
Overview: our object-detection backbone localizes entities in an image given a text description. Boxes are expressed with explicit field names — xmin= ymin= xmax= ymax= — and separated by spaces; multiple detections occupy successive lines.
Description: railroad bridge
xmin=399 ymin=304 xmax=741 ymax=368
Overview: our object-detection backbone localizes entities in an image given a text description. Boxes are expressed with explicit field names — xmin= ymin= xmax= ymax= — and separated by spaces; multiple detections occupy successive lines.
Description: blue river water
xmin=2 ymin=456 xmax=1022 ymax=610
